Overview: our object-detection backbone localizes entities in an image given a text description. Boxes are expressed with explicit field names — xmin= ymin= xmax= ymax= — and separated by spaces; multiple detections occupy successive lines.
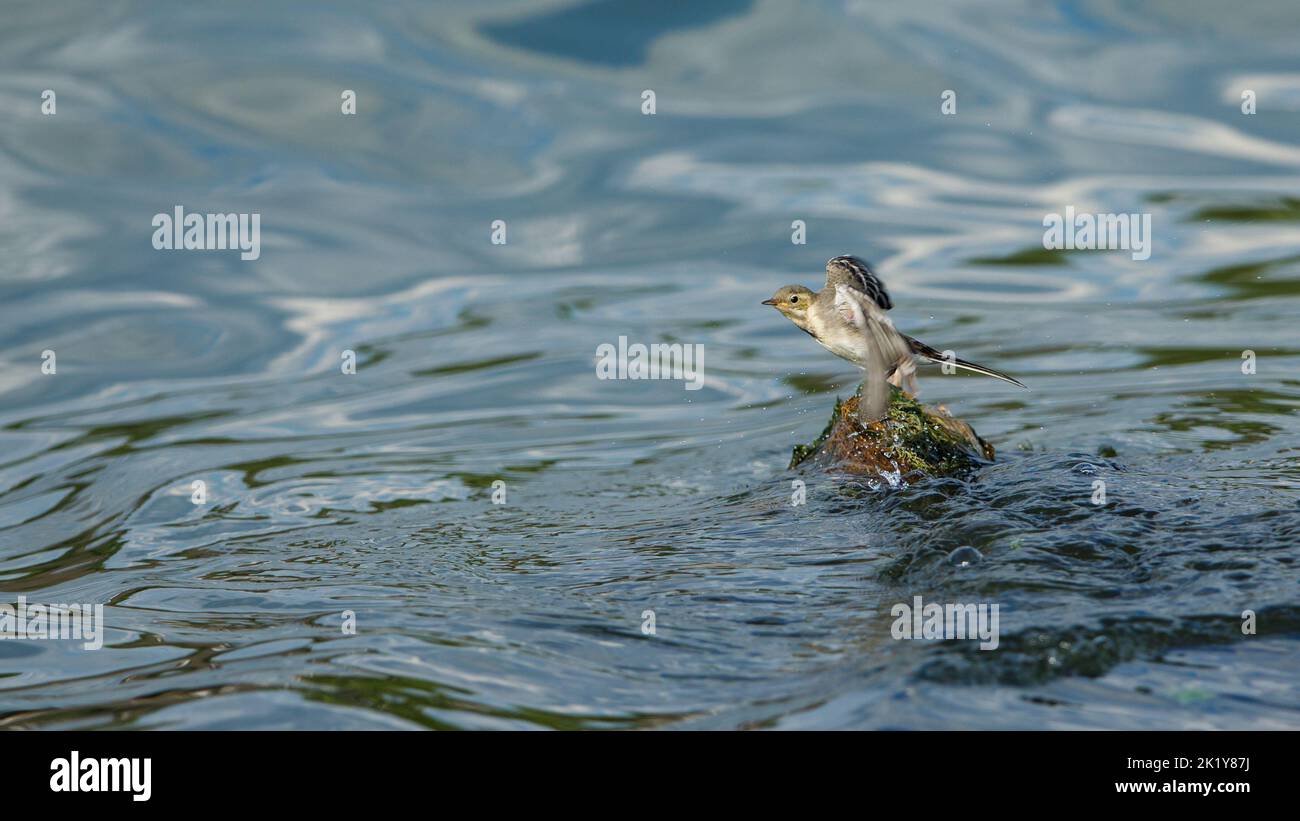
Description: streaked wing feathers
xmin=825 ymin=255 xmax=892 ymax=311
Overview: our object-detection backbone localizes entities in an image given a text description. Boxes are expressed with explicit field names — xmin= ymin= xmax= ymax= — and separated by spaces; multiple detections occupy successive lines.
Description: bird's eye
xmin=789 ymin=295 xmax=799 ymax=303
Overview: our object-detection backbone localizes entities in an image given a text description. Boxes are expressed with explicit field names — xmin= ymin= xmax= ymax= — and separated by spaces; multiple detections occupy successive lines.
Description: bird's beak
xmin=761 ymin=298 xmax=776 ymax=306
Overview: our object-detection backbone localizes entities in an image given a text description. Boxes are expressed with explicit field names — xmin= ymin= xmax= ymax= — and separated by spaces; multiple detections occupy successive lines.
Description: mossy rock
xmin=790 ymin=386 xmax=994 ymax=481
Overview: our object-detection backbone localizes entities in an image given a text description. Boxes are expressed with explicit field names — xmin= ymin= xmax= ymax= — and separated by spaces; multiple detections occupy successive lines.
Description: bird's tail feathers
xmin=905 ymin=335 xmax=1028 ymax=389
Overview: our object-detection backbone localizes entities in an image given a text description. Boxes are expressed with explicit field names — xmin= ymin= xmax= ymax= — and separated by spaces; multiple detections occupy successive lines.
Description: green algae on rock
xmin=789 ymin=385 xmax=995 ymax=480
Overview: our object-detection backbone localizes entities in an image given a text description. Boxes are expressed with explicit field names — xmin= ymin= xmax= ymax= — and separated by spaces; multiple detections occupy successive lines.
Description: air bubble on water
xmin=947 ymin=546 xmax=983 ymax=567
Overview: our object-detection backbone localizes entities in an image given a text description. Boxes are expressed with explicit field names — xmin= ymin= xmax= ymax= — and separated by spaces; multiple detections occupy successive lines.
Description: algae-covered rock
xmin=790 ymin=385 xmax=994 ymax=481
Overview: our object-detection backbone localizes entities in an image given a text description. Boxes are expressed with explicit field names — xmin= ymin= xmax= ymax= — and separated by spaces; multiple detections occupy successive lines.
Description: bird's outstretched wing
xmin=825 ymin=255 xmax=892 ymax=311
xmin=833 ymin=285 xmax=912 ymax=424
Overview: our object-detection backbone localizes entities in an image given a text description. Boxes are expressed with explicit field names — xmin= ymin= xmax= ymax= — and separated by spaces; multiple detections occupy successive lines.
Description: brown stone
xmin=790 ymin=386 xmax=994 ymax=482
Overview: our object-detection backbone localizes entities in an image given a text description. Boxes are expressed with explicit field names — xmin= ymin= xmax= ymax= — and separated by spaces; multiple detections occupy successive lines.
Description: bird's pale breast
xmin=808 ymin=305 xmax=870 ymax=367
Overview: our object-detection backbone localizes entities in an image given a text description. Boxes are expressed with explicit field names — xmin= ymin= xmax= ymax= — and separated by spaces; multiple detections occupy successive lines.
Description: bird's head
xmin=762 ymin=285 xmax=816 ymax=330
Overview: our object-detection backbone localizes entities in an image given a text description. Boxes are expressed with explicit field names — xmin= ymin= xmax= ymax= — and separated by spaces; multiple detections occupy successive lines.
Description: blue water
xmin=1 ymin=0 xmax=1298 ymax=729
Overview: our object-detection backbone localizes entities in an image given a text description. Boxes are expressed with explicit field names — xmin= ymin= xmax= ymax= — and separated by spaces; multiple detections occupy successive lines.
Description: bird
xmin=762 ymin=255 xmax=1026 ymax=425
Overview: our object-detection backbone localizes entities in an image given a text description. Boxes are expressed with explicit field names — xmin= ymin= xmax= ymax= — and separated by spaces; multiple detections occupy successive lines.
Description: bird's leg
xmin=887 ymin=357 xmax=918 ymax=398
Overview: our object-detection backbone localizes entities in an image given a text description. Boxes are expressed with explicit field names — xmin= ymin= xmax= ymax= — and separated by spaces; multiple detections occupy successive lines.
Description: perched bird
xmin=763 ymin=255 xmax=1026 ymax=424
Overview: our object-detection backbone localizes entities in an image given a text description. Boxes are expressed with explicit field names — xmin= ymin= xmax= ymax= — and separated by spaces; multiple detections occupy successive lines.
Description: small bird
xmin=763 ymin=255 xmax=1026 ymax=424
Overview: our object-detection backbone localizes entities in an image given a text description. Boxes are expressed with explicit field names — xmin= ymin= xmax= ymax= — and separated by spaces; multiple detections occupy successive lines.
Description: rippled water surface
xmin=2 ymin=1 xmax=1299 ymax=729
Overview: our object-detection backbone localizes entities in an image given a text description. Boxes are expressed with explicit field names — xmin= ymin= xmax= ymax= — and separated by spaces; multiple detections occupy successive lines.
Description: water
xmin=1 ymin=0 xmax=1298 ymax=729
